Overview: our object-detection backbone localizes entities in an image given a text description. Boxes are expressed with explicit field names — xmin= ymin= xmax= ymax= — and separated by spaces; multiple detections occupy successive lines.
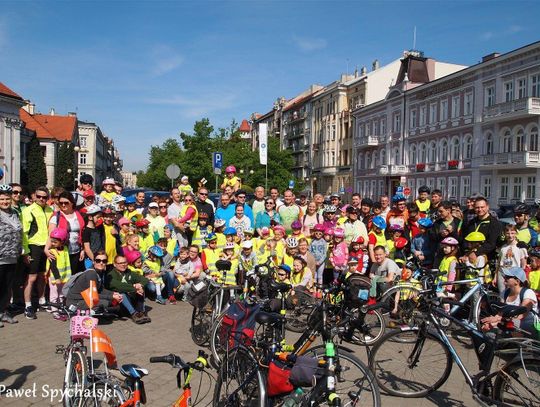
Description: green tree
xmin=137 ymin=138 xmax=183 ymax=190
xmin=55 ymin=142 xmax=76 ymax=190
xmin=26 ymin=136 xmax=47 ymax=191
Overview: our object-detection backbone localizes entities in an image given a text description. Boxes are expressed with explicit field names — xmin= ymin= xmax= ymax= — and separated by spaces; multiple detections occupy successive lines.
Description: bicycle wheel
xmin=285 ymin=290 xmax=317 ymax=333
xmin=213 ymin=346 xmax=265 ymax=407
xmin=369 ymin=328 xmax=452 ymax=397
xmin=473 ymin=289 xmax=501 ymax=328
xmin=493 ymin=357 xmax=540 ymax=406
xmin=63 ymin=350 xmax=88 ymax=407
xmin=209 ymin=310 xmax=228 ymax=368
xmin=304 ymin=346 xmax=381 ymax=407
xmin=342 ymin=308 xmax=385 ymax=346
xmin=380 ymin=285 xmax=422 ymax=328
xmin=191 ymin=305 xmax=213 ymax=345
xmin=80 ymin=380 xmax=127 ymax=407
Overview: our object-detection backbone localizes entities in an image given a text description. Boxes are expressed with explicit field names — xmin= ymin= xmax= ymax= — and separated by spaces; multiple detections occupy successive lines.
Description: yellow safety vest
xmin=22 ymin=203 xmax=53 ymax=246
xmin=438 ymin=255 xmax=457 ymax=283
xmin=223 ymin=176 xmax=241 ymax=188
xmin=283 ymin=253 xmax=295 ymax=269
xmin=128 ymin=265 xmax=144 ymax=276
xmin=139 ymin=233 xmax=155 ymax=256
xmin=180 ymin=204 xmax=198 ymax=232
xmin=144 ymin=259 xmax=163 ymax=284
xmin=47 ymin=247 xmax=71 ymax=283
xmin=178 ymin=184 xmax=193 ymax=196
xmin=216 ymin=233 xmax=226 ymax=251
xmin=223 ymin=257 xmax=238 ymax=286
xmin=166 ymin=238 xmax=178 ymax=257
xmin=465 ymin=255 xmax=492 ymax=285
xmin=368 ymin=231 xmax=387 ymax=249
xmin=203 ymin=247 xmax=220 ymax=279
xmin=192 ymin=226 xmax=212 ymax=249
xmin=415 ymin=199 xmax=431 ymax=213
xmin=100 ymin=191 xmax=117 ymax=203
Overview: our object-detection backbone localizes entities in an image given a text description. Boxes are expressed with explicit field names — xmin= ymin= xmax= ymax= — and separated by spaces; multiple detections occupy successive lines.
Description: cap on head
xmin=503 ymin=267 xmax=527 ymax=283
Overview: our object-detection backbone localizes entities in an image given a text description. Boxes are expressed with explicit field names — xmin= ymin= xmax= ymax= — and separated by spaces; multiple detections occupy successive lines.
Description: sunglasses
xmin=159 ymin=205 xmax=167 ymax=208
xmin=277 ymin=273 xmax=287 ymax=277
xmin=265 ymin=202 xmax=274 ymax=205
xmin=36 ymin=195 xmax=48 ymax=199
xmin=503 ymin=275 xmax=517 ymax=280
xmin=199 ymin=192 xmax=208 ymax=196
xmin=12 ymin=191 xmax=21 ymax=195
xmin=94 ymin=258 xmax=107 ymax=264
xmin=59 ymin=201 xmax=71 ymax=206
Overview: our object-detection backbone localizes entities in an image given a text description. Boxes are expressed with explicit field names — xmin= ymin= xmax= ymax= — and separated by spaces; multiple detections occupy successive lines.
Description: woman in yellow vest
xmin=220 ymin=165 xmax=241 ymax=193
xmin=368 ymin=216 xmax=388 ymax=263
xmin=47 ymin=228 xmax=71 ymax=320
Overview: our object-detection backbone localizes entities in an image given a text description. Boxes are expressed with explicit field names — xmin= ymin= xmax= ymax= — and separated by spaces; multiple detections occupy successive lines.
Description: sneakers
xmin=132 ymin=312 xmax=151 ymax=324
xmin=156 ymin=296 xmax=167 ymax=305
xmin=53 ymin=312 xmax=68 ymax=322
xmin=24 ymin=307 xmax=37 ymax=320
xmin=168 ymin=295 xmax=177 ymax=305
xmin=0 ymin=313 xmax=18 ymax=324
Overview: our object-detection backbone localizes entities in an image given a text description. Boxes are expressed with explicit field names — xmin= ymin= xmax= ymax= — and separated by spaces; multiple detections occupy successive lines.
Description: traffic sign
xmin=213 ymin=152 xmax=223 ymax=170
xmin=396 ymin=186 xmax=404 ymax=194
xmin=288 ymin=180 xmax=295 ymax=189
xmin=165 ymin=164 xmax=180 ymax=180
xmin=339 ymin=187 xmax=345 ymax=194
xmin=404 ymin=187 xmax=411 ymax=196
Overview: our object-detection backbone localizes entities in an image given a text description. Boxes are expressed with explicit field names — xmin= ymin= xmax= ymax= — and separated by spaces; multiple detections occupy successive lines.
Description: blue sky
xmin=1 ymin=0 xmax=539 ymax=172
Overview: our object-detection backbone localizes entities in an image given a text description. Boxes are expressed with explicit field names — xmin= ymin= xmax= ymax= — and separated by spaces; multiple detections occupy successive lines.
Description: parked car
xmin=122 ymin=189 xmax=170 ymax=206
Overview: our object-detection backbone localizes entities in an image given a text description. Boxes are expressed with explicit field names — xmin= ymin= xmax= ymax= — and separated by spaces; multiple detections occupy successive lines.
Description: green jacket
xmin=22 ymin=203 xmax=53 ymax=246
xmin=105 ymin=267 xmax=149 ymax=293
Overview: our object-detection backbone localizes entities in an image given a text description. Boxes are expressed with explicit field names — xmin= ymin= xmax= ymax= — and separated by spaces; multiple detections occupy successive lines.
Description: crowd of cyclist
xmin=0 ymin=164 xmax=538 ymax=337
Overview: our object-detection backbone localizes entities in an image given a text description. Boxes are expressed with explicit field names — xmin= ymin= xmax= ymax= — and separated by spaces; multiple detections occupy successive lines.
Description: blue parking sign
xmin=213 ymin=152 xmax=223 ymax=169
xmin=288 ymin=180 xmax=295 ymax=189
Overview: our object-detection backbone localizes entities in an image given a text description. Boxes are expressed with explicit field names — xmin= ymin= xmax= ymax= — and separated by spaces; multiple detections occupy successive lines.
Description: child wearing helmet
xmin=219 ymin=242 xmax=239 ymax=285
xmin=283 ymin=237 xmax=299 ymax=269
xmin=126 ymin=250 xmax=143 ymax=275
xmin=289 ymin=220 xmax=306 ymax=241
xmin=142 ymin=246 xmax=168 ymax=305
xmin=437 ymin=237 xmax=460 ymax=294
xmin=178 ymin=176 xmax=193 ymax=197
xmin=348 ymin=236 xmax=368 ymax=275
xmin=272 ymin=225 xmax=287 ymax=265
xmin=220 ymin=165 xmax=241 ymax=193
xmin=136 ymin=219 xmax=154 ymax=256
xmin=330 ymin=228 xmax=348 ymax=281
xmin=213 ymin=219 xmax=227 ymax=250
xmin=463 ymin=231 xmax=492 ymax=288
xmin=47 ymin=228 xmax=72 ymax=319
xmin=411 ymin=218 xmax=435 ymax=268
xmin=202 ymin=233 xmax=221 ymax=280
xmin=368 ymin=216 xmax=388 ymax=263
xmin=124 ymin=196 xmax=139 ymax=221
xmin=100 ymin=178 xmax=118 ymax=203
xmin=309 ymin=224 xmax=328 ymax=286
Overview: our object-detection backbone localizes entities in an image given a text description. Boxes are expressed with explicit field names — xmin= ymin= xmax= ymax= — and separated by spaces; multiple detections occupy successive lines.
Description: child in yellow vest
xmin=192 ymin=213 xmax=213 ymax=250
xmin=178 ymin=175 xmax=193 ymax=197
xmin=463 ymin=232 xmax=492 ymax=290
xmin=142 ymin=246 xmax=167 ymax=305
xmin=47 ymin=228 xmax=72 ymax=320
xmin=118 ymin=217 xmax=132 ymax=245
xmin=126 ymin=250 xmax=144 ymax=276
xmin=272 ymin=225 xmax=287 ymax=265
xmin=136 ymin=219 xmax=155 ymax=256
xmin=528 ymin=251 xmax=540 ymax=294
xmin=163 ymin=225 xmax=179 ymax=258
xmin=219 ymin=242 xmax=238 ymax=285
xmin=437 ymin=237 xmax=460 ymax=312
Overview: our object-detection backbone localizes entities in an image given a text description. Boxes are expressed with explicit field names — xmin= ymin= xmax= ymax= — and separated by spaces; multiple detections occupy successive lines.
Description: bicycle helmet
xmin=125 ymin=195 xmax=136 ymax=205
xmin=394 ymin=237 xmax=408 ymax=250
xmin=135 ymin=219 xmax=150 ymax=228
xmin=102 ymin=206 xmax=115 ymax=215
xmin=417 ymin=185 xmax=430 ymax=194
xmin=324 ymin=205 xmax=337 ymax=213
xmin=50 ymin=228 xmax=68 ymax=242
xmin=214 ymin=218 xmax=226 ymax=228
xmin=291 ymin=220 xmax=302 ymax=230
xmin=260 ymin=227 xmax=270 ymax=236
xmin=372 ymin=216 xmax=386 ymax=230
xmin=278 ymin=264 xmax=291 ymax=274
xmin=285 ymin=237 xmax=298 ymax=248
xmin=514 ymin=202 xmax=530 ymax=215
xmin=241 ymin=240 xmax=253 ymax=249
xmin=354 ymin=235 xmax=365 ymax=244
xmin=441 ymin=237 xmax=459 ymax=246
xmin=418 ymin=218 xmax=434 ymax=228
xmin=83 ymin=189 xmax=95 ymax=199
xmin=224 ymin=242 xmax=236 ymax=251
xmin=102 ymin=177 xmax=116 ymax=185
xmin=85 ymin=204 xmax=102 ymax=215
xmin=148 ymin=245 xmax=164 ymax=258
xmin=0 ymin=184 xmax=12 ymax=194
xmin=112 ymin=195 xmax=126 ymax=204
xmin=465 ymin=231 xmax=486 ymax=242
xmin=224 ymin=227 xmax=237 ymax=236
xmin=324 ymin=228 xmax=334 ymax=236
xmin=333 ymin=228 xmax=345 ymax=238
xmin=389 ymin=224 xmax=404 ymax=232
xmin=118 ymin=217 xmax=130 ymax=227
xmin=273 ymin=225 xmax=286 ymax=234
xmin=205 ymin=232 xmax=217 ymax=242
xmin=392 ymin=194 xmax=406 ymax=203
xmin=243 ymin=227 xmax=254 ymax=235
xmin=313 ymin=224 xmax=325 ymax=232
xmin=529 ymin=249 xmax=540 ymax=258
xmin=125 ymin=250 xmax=142 ymax=265
xmin=225 ymin=165 xmax=236 ymax=174
xmin=401 ymin=267 xmax=412 ymax=281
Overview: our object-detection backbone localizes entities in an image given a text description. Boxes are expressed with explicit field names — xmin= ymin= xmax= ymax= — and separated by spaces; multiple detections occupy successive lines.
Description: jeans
xmin=162 ymin=271 xmax=180 ymax=297
xmin=121 ymin=293 xmax=145 ymax=315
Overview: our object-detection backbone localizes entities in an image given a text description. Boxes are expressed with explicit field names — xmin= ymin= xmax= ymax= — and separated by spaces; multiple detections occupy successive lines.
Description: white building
xmin=353 ymin=42 xmax=540 ymax=206
xmin=0 ymin=82 xmax=25 ymax=184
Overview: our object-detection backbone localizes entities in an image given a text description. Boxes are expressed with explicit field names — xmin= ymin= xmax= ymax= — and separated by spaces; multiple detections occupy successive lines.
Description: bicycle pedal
xmin=55 ymin=345 xmax=65 ymax=354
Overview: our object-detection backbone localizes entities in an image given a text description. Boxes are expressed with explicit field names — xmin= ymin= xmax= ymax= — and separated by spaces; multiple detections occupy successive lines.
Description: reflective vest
xmin=438 ymin=255 xmax=457 ymax=283
xmin=416 ymin=199 xmax=431 ymax=213
xmin=128 ymin=265 xmax=144 ymax=276
xmin=166 ymin=238 xmax=178 ymax=257
xmin=216 ymin=233 xmax=226 ymax=251
xmin=223 ymin=175 xmax=241 ymax=188
xmin=464 ymin=254 xmax=492 ymax=285
xmin=283 ymin=252 xmax=295 ymax=269
xmin=100 ymin=191 xmax=117 ymax=203
xmin=22 ymin=203 xmax=53 ymax=246
xmin=139 ymin=233 xmax=155 ymax=256
xmin=222 ymin=257 xmax=238 ymax=286
xmin=47 ymin=248 xmax=71 ymax=283
xmin=144 ymin=259 xmax=163 ymax=284
xmin=368 ymin=231 xmax=387 ymax=249
xmin=192 ymin=226 xmax=212 ymax=249
xmin=180 ymin=204 xmax=198 ymax=232
xmin=178 ymin=184 xmax=193 ymax=196
xmin=203 ymin=247 xmax=220 ymax=279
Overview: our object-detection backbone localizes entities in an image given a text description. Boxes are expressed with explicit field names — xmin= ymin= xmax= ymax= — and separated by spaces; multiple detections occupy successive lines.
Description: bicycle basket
xmin=70 ymin=315 xmax=98 ymax=339
xmin=344 ymin=274 xmax=371 ymax=307
xmin=188 ymin=280 xmax=209 ymax=308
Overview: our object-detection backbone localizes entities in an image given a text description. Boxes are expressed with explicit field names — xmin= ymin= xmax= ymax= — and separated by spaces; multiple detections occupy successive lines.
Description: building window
xmin=380 ymin=118 xmax=386 ymax=134
xmin=517 ymin=78 xmax=527 ymax=99
xmin=464 ymin=135 xmax=473 ymax=159
xmin=481 ymin=176 xmax=491 ymax=199
xmin=485 ymin=132 xmax=493 ymax=155
xmin=357 ymin=153 xmax=363 ymax=171
xmin=378 ymin=180 xmax=385 ymax=196
xmin=393 ymin=113 xmax=401 ymax=133
xmin=409 ymin=144 xmax=417 ymax=164
xmin=417 ymin=178 xmax=425 ymax=190
xmin=79 ymin=153 xmax=87 ymax=165
xmin=485 ymin=86 xmax=495 ymax=107
xmin=515 ymin=129 xmax=525 ymax=152
xmin=527 ymin=176 xmax=536 ymax=200
xmin=437 ymin=177 xmax=446 ymax=195
xmin=427 ymin=177 xmax=435 ymax=191
xmin=532 ymin=74 xmax=540 ymax=98
xmin=365 ymin=152 xmax=371 ymax=169
xmin=419 ymin=143 xmax=427 ymax=162
xmin=429 ymin=103 xmax=437 ymax=124
xmin=502 ymin=131 xmax=511 ymax=153
xmin=364 ymin=181 xmax=369 ymax=197
xmin=450 ymin=137 xmax=460 ymax=160
xmin=449 ymin=177 xmax=458 ymax=199
xmin=393 ymin=148 xmax=400 ymax=165
xmin=461 ymin=176 xmax=471 ymax=199
xmin=410 ymin=109 xmax=417 ymax=128
xmin=331 ymin=151 xmax=335 ymax=166
xmin=380 ymin=149 xmax=386 ymax=165
xmin=504 ymin=81 xmax=514 ymax=102
xmin=529 ymin=126 xmax=539 ymax=151
xmin=513 ymin=177 xmax=522 ymax=200
xmin=419 ymin=106 xmax=427 ymax=126
xmin=500 ymin=177 xmax=509 ymax=199
xmin=464 ymin=93 xmax=473 ymax=116
xmin=428 ymin=141 xmax=437 ymax=163
xmin=439 ymin=139 xmax=448 ymax=162
xmin=332 ymin=125 xmax=336 ymax=140
xmin=440 ymin=100 xmax=448 ymax=121
xmin=451 ymin=96 xmax=460 ymax=118
xmin=79 ymin=137 xmax=87 ymax=148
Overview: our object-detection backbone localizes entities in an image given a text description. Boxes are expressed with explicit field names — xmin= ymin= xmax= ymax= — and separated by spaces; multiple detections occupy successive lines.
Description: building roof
xmin=239 ymin=119 xmax=251 ymax=132
xmin=20 ymin=108 xmax=78 ymax=141
xmin=0 ymin=82 xmax=23 ymax=100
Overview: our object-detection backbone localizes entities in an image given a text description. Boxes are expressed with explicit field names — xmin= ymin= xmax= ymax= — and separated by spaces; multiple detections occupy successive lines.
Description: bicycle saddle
xmin=500 ymin=305 xmax=529 ymax=319
xmin=120 ymin=364 xmax=149 ymax=379
xmin=271 ymin=281 xmax=291 ymax=293
xmin=255 ymin=311 xmax=284 ymax=325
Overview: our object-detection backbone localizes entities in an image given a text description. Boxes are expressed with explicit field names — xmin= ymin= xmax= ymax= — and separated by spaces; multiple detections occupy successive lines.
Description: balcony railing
xmin=483 ymin=97 xmax=540 ymax=121
xmin=355 ymin=134 xmax=387 ymax=148
xmin=481 ymin=151 xmax=540 ymax=165
xmin=378 ymin=164 xmax=409 ymax=175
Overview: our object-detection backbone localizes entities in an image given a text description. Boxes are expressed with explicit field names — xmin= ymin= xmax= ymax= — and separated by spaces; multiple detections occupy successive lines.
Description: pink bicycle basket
xmin=70 ymin=315 xmax=98 ymax=339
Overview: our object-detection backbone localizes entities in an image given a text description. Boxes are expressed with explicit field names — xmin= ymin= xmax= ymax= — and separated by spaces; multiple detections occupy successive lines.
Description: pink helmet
xmin=225 ymin=165 xmax=236 ymax=174
xmin=125 ymin=250 xmax=142 ymax=265
xmin=50 ymin=228 xmax=68 ymax=242
xmin=333 ymin=228 xmax=345 ymax=238
xmin=441 ymin=237 xmax=459 ymax=246
xmin=313 ymin=224 xmax=325 ymax=232
xmin=324 ymin=228 xmax=334 ymax=236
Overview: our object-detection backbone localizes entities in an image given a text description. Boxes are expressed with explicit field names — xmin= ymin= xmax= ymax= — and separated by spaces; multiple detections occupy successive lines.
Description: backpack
xmin=220 ymin=301 xmax=261 ymax=349
xmin=61 ymin=271 xmax=88 ymax=297
xmin=503 ymin=286 xmax=527 ymax=304
xmin=344 ymin=274 xmax=371 ymax=307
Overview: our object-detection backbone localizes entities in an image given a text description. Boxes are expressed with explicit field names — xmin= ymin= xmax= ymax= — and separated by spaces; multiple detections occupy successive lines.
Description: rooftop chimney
xmin=482 ymin=52 xmax=501 ymax=63
xmin=372 ymin=59 xmax=380 ymax=71
xmin=23 ymin=101 xmax=35 ymax=115
xmin=361 ymin=66 xmax=367 ymax=75
xmin=68 ymin=112 xmax=77 ymax=117
xmin=49 ymin=108 xmax=56 ymax=116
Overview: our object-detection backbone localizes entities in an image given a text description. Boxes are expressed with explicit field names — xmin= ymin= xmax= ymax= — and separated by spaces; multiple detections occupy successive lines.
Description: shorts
xmin=28 ymin=245 xmax=47 ymax=274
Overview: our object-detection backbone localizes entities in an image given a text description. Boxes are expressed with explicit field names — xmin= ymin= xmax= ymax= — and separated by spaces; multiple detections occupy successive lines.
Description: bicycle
xmin=368 ymin=270 xmax=540 ymax=406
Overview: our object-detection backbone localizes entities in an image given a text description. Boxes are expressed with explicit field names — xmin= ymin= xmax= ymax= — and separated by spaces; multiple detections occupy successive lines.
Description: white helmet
xmin=85 ymin=204 xmax=102 ymax=215
xmin=285 ymin=237 xmax=298 ymax=248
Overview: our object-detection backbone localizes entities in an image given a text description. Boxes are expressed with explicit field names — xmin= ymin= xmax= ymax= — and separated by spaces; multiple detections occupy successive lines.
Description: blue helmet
xmin=372 ymin=216 xmax=386 ymax=230
xmin=392 ymin=194 xmax=406 ymax=203
xmin=148 ymin=245 xmax=164 ymax=258
xmin=125 ymin=195 xmax=136 ymax=204
xmin=204 ymin=232 xmax=217 ymax=242
xmin=278 ymin=264 xmax=291 ymax=274
xmin=224 ymin=227 xmax=237 ymax=236
xmin=418 ymin=218 xmax=434 ymax=228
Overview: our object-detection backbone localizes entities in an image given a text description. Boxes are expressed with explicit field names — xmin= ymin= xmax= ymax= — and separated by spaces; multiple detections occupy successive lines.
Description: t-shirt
xmin=82 ymin=226 xmax=105 ymax=255
xmin=174 ymin=259 xmax=195 ymax=278
xmin=370 ymin=258 xmax=401 ymax=279
xmin=505 ymin=288 xmax=538 ymax=335
xmin=498 ymin=243 xmax=528 ymax=269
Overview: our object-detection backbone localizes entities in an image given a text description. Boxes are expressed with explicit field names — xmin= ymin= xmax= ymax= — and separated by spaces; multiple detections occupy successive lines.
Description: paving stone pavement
xmin=0 ymin=302 xmax=480 ymax=406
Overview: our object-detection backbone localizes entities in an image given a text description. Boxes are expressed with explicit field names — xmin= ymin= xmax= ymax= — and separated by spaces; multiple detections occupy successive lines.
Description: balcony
xmin=378 ymin=165 xmax=409 ymax=175
xmin=483 ymin=97 xmax=540 ymax=122
xmin=479 ymin=151 xmax=540 ymax=168
xmin=355 ymin=134 xmax=387 ymax=148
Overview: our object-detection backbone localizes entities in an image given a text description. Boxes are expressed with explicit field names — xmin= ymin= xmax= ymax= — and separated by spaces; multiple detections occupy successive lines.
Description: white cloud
xmin=151 ymin=45 xmax=184 ymax=76
xmin=292 ymin=35 xmax=327 ymax=52
xmin=146 ymin=93 xmax=237 ymax=118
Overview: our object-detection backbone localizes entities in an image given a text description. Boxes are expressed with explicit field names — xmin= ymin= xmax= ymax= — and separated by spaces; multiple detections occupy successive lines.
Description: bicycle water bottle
xmin=283 ymin=388 xmax=304 ymax=406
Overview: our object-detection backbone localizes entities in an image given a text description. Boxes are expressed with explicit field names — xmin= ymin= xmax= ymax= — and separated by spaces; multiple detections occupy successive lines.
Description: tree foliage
xmin=55 ymin=142 xmax=76 ymax=190
xmin=138 ymin=118 xmax=301 ymax=192
xmin=27 ymin=136 xmax=47 ymax=192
